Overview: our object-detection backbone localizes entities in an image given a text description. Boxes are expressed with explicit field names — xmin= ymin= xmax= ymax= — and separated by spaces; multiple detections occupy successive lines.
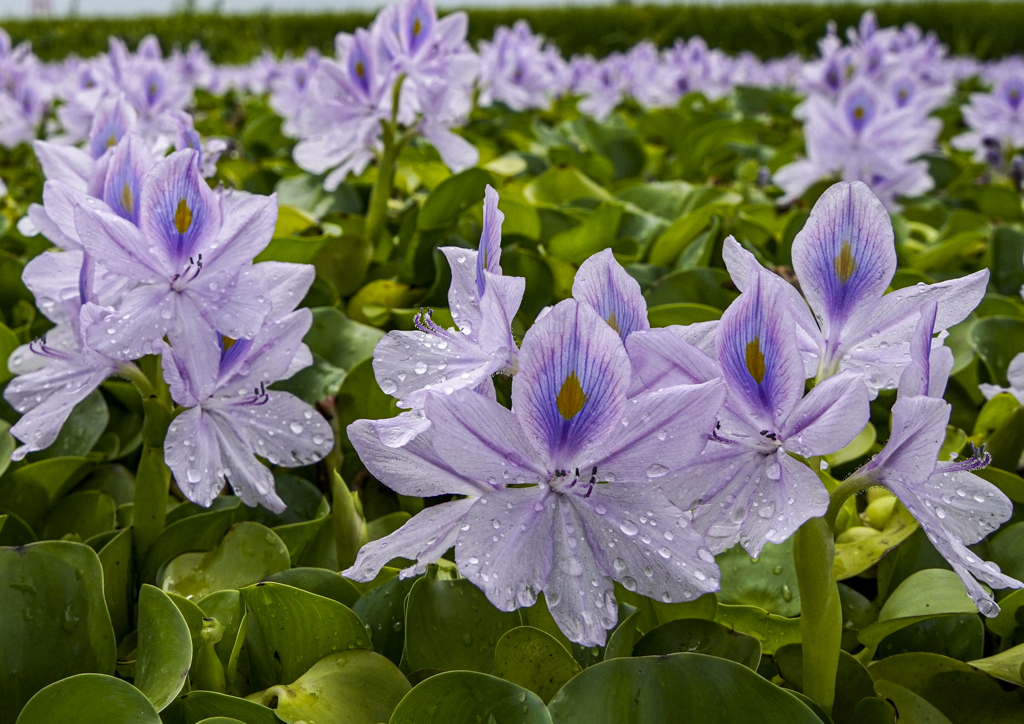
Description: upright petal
xmin=346 ymin=497 xmax=479 ymax=582
xmin=102 ymin=133 xmax=155 ymax=224
xmin=441 ymin=245 xmax=483 ymax=335
xmin=898 ymin=302 xmax=939 ymax=398
xmin=513 ymin=299 xmax=630 ymax=468
xmin=476 ymin=184 xmax=504 ymax=297
xmin=716 ymin=274 xmax=804 ymax=429
xmin=781 ymin=372 xmax=870 ymax=457
xmin=625 ymin=327 xmax=721 ymax=395
xmin=32 ymin=140 xmax=93 ymax=191
xmin=791 ymin=181 xmax=896 ymax=343
xmin=858 ymin=395 xmax=948 ymax=486
xmin=572 ymin=248 xmax=650 ymax=343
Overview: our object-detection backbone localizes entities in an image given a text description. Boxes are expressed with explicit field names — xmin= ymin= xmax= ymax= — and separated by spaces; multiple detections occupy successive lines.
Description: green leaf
xmin=523 ymin=166 xmax=611 ymax=207
xmin=249 ymin=650 xmax=410 ymax=724
xmin=874 ymin=681 xmax=953 ymax=724
xmin=134 ymin=585 xmax=193 ymax=711
xmin=331 ymin=471 xmax=368 ymax=571
xmin=985 ymin=405 xmax=1024 ymax=472
xmin=98 ymin=528 xmax=134 ymax=642
xmin=405 ymin=570 xmax=523 ymax=674
xmin=989 ymin=522 xmax=1024 ymax=591
xmin=647 ymin=206 xmax=717 ymax=267
xmin=985 ymin=588 xmax=1024 ymax=640
xmin=390 ymin=671 xmax=552 ymax=724
xmin=352 ymin=571 xmax=415 ymax=665
xmin=714 ymin=603 xmax=801 ymax=655
xmin=970 ymin=316 xmax=1024 ymax=386
xmin=990 ymin=226 xmax=1024 ymax=296
xmin=160 ymin=691 xmax=278 ymax=724
xmin=417 ymin=168 xmax=491 ymax=229
xmin=774 ymin=645 xmax=875 ymax=724
xmin=547 ymin=653 xmax=821 ymax=723
xmin=0 ymin=321 xmax=19 ymax=386
xmin=546 ymin=202 xmax=624 ymax=265
xmin=15 ymin=673 xmax=160 ymax=724
xmin=0 ymin=457 xmax=93 ymax=528
xmin=716 ymin=539 xmax=800 ymax=617
xmin=26 ymin=390 xmax=108 ymax=461
xmin=969 ymin=642 xmax=1024 ymax=686
xmin=834 ymin=502 xmax=919 ymax=581
xmin=859 ymin=570 xmax=979 ymax=650
xmin=493 ymin=626 xmax=581 ymax=704
xmin=40 ymin=490 xmax=116 ymax=541
xmin=0 ymin=541 xmax=116 ymax=722
xmin=647 ymin=302 xmax=721 ymax=327
xmin=603 ymin=607 xmax=642 ymax=661
xmin=240 ymin=581 xmax=371 ymax=689
xmin=644 ymin=268 xmax=737 ymax=309
xmin=633 ymin=618 xmax=761 ymax=670
xmin=265 ymin=568 xmax=360 ymax=608
xmin=162 ymin=522 xmax=291 ymax=600
xmin=197 ymin=591 xmax=245 ymax=671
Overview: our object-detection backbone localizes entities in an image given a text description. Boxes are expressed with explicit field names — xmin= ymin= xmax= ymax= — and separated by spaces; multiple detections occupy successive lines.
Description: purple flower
xmin=953 ymin=69 xmax=1024 ymax=162
xmin=372 ymin=185 xmax=522 ymax=413
xmin=477 ymin=21 xmax=569 ymax=112
xmin=629 ymin=273 xmax=870 ymax=556
xmin=979 ymin=353 xmax=1024 ymax=404
xmin=346 ymin=298 xmax=725 ymax=645
xmin=852 ymin=303 xmax=1022 ymax=616
xmin=724 ymin=182 xmax=988 ymax=394
xmin=161 ymin=264 xmax=333 ymax=513
xmin=74 ymin=149 xmax=275 ymax=361
xmin=571 ymin=248 xmax=649 ymax=343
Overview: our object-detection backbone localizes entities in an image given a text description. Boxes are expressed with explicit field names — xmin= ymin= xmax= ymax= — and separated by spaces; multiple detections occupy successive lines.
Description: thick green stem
xmin=365 ymin=122 xmax=400 ymax=261
xmin=134 ymin=398 xmax=172 ymax=558
xmin=793 ymin=516 xmax=843 ymax=715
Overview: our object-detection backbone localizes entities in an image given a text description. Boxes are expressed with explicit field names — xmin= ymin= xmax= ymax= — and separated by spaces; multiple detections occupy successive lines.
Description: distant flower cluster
xmin=0 ymin=7 xmax=1020 ymax=209
xmin=349 ymin=180 xmax=1019 ymax=645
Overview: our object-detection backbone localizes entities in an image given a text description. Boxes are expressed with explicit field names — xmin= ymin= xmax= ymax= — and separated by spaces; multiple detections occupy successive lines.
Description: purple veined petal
xmin=222 ymin=390 xmax=334 ymax=468
xmin=31 ymin=140 xmax=93 ymax=191
xmin=513 ymin=299 xmax=631 ymax=469
xmin=419 ymin=123 xmax=479 ymax=174
xmin=455 ymin=485 xmax=556 ymax=611
xmin=476 ymin=185 xmax=504 ymax=298
xmin=102 ymin=134 xmax=155 ymax=224
xmin=625 ymin=327 xmax=721 ymax=396
xmin=40 ymin=181 xmax=116 ymax=252
xmin=370 ymin=409 xmax=432 ymax=449
xmin=425 ymin=388 xmax=549 ymax=484
xmin=592 ymin=380 xmax=724 ymax=483
xmin=404 ymin=0 xmax=437 ymax=56
xmin=545 ymin=499 xmax=618 ymax=646
xmin=26 ymin=203 xmax=79 ymax=251
xmin=74 ymin=204 xmax=169 ymax=282
xmin=160 ymin=328 xmax=221 ymax=407
xmin=261 ymin=261 xmax=316 ymax=319
xmin=842 ymin=85 xmax=878 ymax=134
xmin=86 ymin=95 xmax=138 ymax=161
xmin=781 ymin=372 xmax=870 ymax=457
xmin=8 ymin=341 xmax=49 ymax=376
xmin=791 ymin=181 xmax=896 ymax=358
xmin=571 ymin=484 xmax=720 ymax=604
xmin=372 ymin=327 xmax=497 ymax=409
xmin=474 ymin=271 xmax=523 ymax=362
xmin=22 ymin=250 xmax=85 ymax=325
xmin=693 ymin=446 xmax=828 ymax=558
xmin=671 ymin=321 xmax=719 ymax=356
xmin=858 ymin=395 xmax=950 ymax=487
xmin=716 ymin=273 xmax=805 ymax=430
xmin=722 ymin=236 xmax=821 ymax=377
xmin=164 ymin=406 xmax=224 ymax=509
xmin=181 ymin=264 xmax=272 ymax=342
xmin=898 ymin=302 xmax=939 ymax=399
xmin=344 ymin=29 xmax=377 ymax=98
xmin=7 ymin=363 xmax=113 ymax=461
xmin=348 ymin=417 xmax=493 ymax=498
xmin=441 ymin=246 xmax=483 ymax=335
xmin=203 ymin=190 xmax=277 ymax=273
xmin=214 ymin=309 xmax=313 ymax=395
xmin=572 ymin=248 xmax=650 ymax=343
xmin=205 ymin=407 xmax=286 ymax=513
xmin=139 ymin=149 xmax=221 ymax=271
xmin=346 ymin=497 xmax=479 ymax=582
xmin=884 ymin=468 xmax=1020 ymax=617
xmin=83 ymin=285 xmax=177 ymax=360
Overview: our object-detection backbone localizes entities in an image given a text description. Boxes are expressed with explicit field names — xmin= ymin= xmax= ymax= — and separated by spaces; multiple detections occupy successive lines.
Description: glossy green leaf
xmin=834 ymin=503 xmax=919 ymax=581
xmin=523 ymin=166 xmax=610 ymax=206
xmin=0 ymin=457 xmax=93 ymax=528
xmin=716 ymin=540 xmax=800 ymax=617
xmin=240 ymin=581 xmax=371 ymax=688
xmin=633 ymin=618 xmax=761 ymax=670
xmin=40 ymin=490 xmax=116 ymax=541
xmin=405 ymin=571 xmax=523 ymax=674
xmin=985 ymin=588 xmax=1024 ymax=640
xmin=98 ymin=527 xmax=133 ymax=641
xmin=774 ymin=644 xmax=878 ymax=724
xmin=390 ymin=671 xmax=552 ymax=724
xmin=160 ymin=691 xmax=278 ymax=724
xmin=15 ymin=673 xmax=160 ymax=724
xmin=874 ymin=681 xmax=953 ymax=724
xmin=493 ymin=626 xmax=581 ymax=704
xmin=547 ymin=653 xmax=821 ymax=723
xmin=417 ymin=168 xmax=491 ymax=229
xmin=546 ymin=202 xmax=623 ymax=264
xmin=602 ymin=607 xmax=641 ymax=661
xmin=249 ymin=650 xmax=410 ymax=724
xmin=968 ymin=642 xmax=1024 ymax=686
xmin=859 ymin=570 xmax=978 ymax=650
xmin=134 ymin=585 xmax=193 ymax=711
xmin=714 ymin=603 xmax=801 ymax=655
xmin=646 ymin=302 xmax=721 ymax=326
xmin=0 ymin=541 xmax=116 ymax=722
xmin=970 ymin=316 xmax=1024 ymax=387
xmin=352 ymin=571 xmax=416 ymax=665
xmin=265 ymin=568 xmax=360 ymax=608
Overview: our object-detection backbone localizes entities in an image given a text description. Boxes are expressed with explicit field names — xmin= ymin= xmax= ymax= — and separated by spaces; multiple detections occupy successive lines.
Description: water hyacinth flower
xmin=851 ymin=304 xmax=1022 ymax=615
xmin=74 ymin=148 xmax=274 ymax=361
xmin=628 ymin=273 xmax=870 ymax=556
xmin=161 ymin=264 xmax=333 ymax=512
xmin=724 ymin=181 xmax=988 ymax=394
xmin=372 ymin=185 xmax=523 ymax=414
xmin=347 ymin=298 xmax=725 ymax=645
xmin=571 ymin=248 xmax=650 ymax=343
xmin=952 ymin=68 xmax=1024 ymax=163
xmin=477 ymin=21 xmax=569 ymax=112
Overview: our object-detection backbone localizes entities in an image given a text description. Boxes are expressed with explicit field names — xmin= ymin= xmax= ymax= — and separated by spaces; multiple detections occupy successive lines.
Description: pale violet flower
xmin=979 ymin=353 xmax=1024 ymax=404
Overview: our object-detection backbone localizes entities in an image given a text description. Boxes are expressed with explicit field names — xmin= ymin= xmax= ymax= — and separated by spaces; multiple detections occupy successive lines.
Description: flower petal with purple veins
xmin=223 ymin=390 xmax=334 ymax=469
xmin=102 ymin=133 xmax=155 ymax=224
xmin=572 ymin=248 xmax=650 ymax=343
xmin=476 ymin=184 xmax=504 ymax=298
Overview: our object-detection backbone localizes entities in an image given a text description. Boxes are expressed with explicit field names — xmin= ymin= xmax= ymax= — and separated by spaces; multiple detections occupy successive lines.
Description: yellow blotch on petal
xmin=606 ymin=311 xmax=619 ymax=334
xmin=412 ymin=17 xmax=422 ymax=36
xmin=121 ymin=183 xmax=133 ymax=215
xmin=174 ymin=198 xmax=193 ymax=235
xmin=853 ymin=105 xmax=864 ymax=120
xmin=355 ymin=61 xmax=365 ymax=78
xmin=745 ymin=337 xmax=766 ymax=385
xmin=834 ymin=240 xmax=857 ymax=284
xmin=556 ymin=371 xmax=589 ymax=421
xmin=105 ymin=134 xmax=118 ymax=149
